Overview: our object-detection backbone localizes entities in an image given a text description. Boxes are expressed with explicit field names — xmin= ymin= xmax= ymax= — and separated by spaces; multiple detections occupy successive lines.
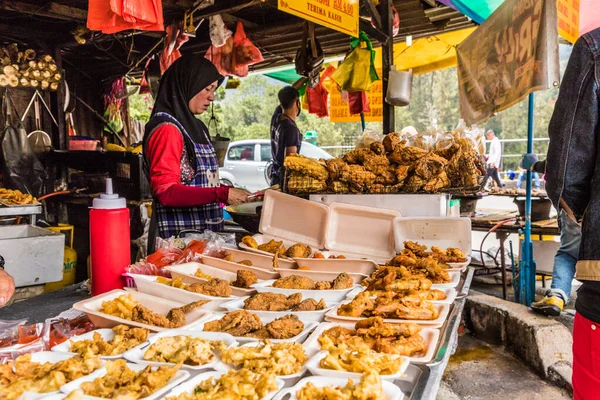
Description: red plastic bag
xmin=306 ymin=66 xmax=335 ymax=118
xmin=160 ymin=22 xmax=189 ymax=74
xmin=348 ymin=91 xmax=370 ymax=115
xmin=87 ymin=0 xmax=164 ymax=34
xmin=205 ymin=34 xmax=235 ymax=76
xmin=231 ymin=21 xmax=263 ymax=77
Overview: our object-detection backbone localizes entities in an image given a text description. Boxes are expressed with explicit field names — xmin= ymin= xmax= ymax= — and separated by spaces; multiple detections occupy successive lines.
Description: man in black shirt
xmin=270 ymin=86 xmax=303 ymax=186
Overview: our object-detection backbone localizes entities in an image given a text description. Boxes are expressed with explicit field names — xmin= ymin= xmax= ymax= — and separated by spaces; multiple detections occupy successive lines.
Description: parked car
xmin=219 ymin=139 xmax=333 ymax=192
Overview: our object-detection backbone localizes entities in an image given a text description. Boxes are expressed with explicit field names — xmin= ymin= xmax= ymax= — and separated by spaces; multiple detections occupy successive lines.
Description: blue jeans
xmin=517 ymin=171 xmax=541 ymax=189
xmin=548 ymin=210 xmax=581 ymax=303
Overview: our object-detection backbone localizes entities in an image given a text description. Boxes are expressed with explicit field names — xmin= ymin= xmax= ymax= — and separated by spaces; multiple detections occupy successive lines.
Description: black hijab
xmin=144 ymin=56 xmax=224 ymax=170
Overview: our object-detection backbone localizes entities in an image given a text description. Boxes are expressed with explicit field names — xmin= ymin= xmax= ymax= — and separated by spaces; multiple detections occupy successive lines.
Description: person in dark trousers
xmin=270 ymin=86 xmax=303 ymax=186
xmin=545 ymin=28 xmax=600 ymax=399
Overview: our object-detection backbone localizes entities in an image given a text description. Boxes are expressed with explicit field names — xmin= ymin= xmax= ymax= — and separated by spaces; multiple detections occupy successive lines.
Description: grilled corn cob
xmin=284 ymin=154 xmax=329 ymax=181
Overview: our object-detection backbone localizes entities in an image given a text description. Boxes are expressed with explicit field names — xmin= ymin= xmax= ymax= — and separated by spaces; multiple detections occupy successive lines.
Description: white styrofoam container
xmin=127 ymin=273 xmax=233 ymax=310
xmin=51 ymin=328 xmax=148 ymax=359
xmin=434 ymin=270 xmax=461 ymax=288
xmin=61 ymin=362 xmax=190 ymax=399
xmin=325 ymin=203 xmax=400 ymax=262
xmin=166 ymin=370 xmax=284 ymax=400
xmin=393 ymin=217 xmax=472 ymax=257
xmin=290 ymin=254 xmax=378 ymax=275
xmin=345 ymin=286 xmax=458 ymax=305
xmin=325 ymin=301 xmax=450 ymax=328
xmin=192 ymin=313 xmax=319 ymax=344
xmin=165 ymin=262 xmax=258 ymax=296
xmin=0 ymin=225 xmax=64 ymax=287
xmin=302 ymin=322 xmax=441 ymax=364
xmin=305 ymin=350 xmax=410 ymax=381
xmin=274 ymin=268 xmax=367 ymax=285
xmin=259 ymin=190 xmax=329 ymax=249
xmin=272 ymin=375 xmax=404 ymax=400
xmin=72 ymin=289 xmax=213 ymax=332
xmin=252 ymin=279 xmax=357 ymax=303
xmin=220 ymin=296 xmax=334 ymax=322
xmin=222 ymin=247 xmax=297 ymax=270
xmin=124 ymin=330 xmax=237 ymax=370
xmin=201 ymin=254 xmax=280 ymax=280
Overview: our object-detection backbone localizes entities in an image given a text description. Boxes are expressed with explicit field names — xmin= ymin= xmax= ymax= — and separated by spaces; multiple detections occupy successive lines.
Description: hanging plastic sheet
xmin=87 ymin=0 xmax=164 ymax=34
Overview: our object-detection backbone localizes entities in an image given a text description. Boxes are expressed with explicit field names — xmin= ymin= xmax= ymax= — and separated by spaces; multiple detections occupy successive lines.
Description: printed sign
xmin=329 ymin=68 xmax=383 ymax=123
xmin=557 ymin=0 xmax=580 ymax=43
xmin=278 ymin=0 xmax=359 ymax=37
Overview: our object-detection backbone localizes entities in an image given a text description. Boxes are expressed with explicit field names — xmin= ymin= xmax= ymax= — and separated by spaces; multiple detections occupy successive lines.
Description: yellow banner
xmin=557 ymin=0 xmax=580 ymax=43
xmin=278 ymin=0 xmax=359 ymax=37
xmin=329 ymin=68 xmax=383 ymax=123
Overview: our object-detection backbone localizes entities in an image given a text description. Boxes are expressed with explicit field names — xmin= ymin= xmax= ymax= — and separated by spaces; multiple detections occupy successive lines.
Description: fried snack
xmin=286 ymin=243 xmax=312 ymax=258
xmin=81 ymin=359 xmax=180 ymax=399
xmin=194 ymin=268 xmax=213 ymax=280
xmin=284 ymin=154 xmax=329 ymax=180
xmin=223 ymin=254 xmax=236 ymax=262
xmin=389 ymin=145 xmax=428 ymax=165
xmin=203 ymin=310 xmax=263 ymax=336
xmin=375 ymin=166 xmax=398 ymax=185
xmin=362 ymin=153 xmax=390 ymax=174
xmin=414 ymin=153 xmax=448 ymax=180
xmin=370 ymin=141 xmax=386 ymax=155
xmin=292 ymin=298 xmax=327 ymax=311
xmin=244 ymin=293 xmax=303 ymax=311
xmin=332 ymin=272 xmax=354 ymax=289
xmin=101 ymin=294 xmax=138 ymax=320
xmin=338 ymin=292 xmax=375 ymax=318
xmin=326 ymin=158 xmax=350 ymax=180
xmin=319 ymin=336 xmax=402 ymax=375
xmin=143 ymin=336 xmax=226 ymax=366
xmin=396 ymin=165 xmax=411 ymax=182
xmin=238 ymin=260 xmax=253 ymax=266
xmin=264 ymin=314 xmax=304 ymax=339
xmin=241 ymin=236 xmax=258 ymax=249
xmin=382 ymin=132 xmax=401 ymax=152
xmin=343 ymin=148 xmax=373 ymax=164
xmin=221 ymin=340 xmax=307 ymax=375
xmin=329 ymin=180 xmax=351 ymax=193
xmin=0 ymin=188 xmax=38 ymax=205
xmin=69 ymin=325 xmax=149 ymax=357
xmin=423 ymin=171 xmax=450 ymax=192
xmin=187 ymin=279 xmax=232 ymax=297
xmin=157 ymin=276 xmax=188 ymax=289
xmin=340 ymin=165 xmax=377 ymax=191
xmin=355 ymin=317 xmax=422 ymax=338
xmin=403 ymin=174 xmax=428 ymax=192
xmin=315 ymin=281 xmax=332 ymax=290
xmin=166 ymin=369 xmax=278 ymax=400
xmin=231 ymin=270 xmax=258 ymax=288
xmin=0 ymin=354 xmax=102 ymax=400
xmin=296 ymin=370 xmax=384 ymax=400
xmin=258 ymin=239 xmax=284 ymax=254
xmin=273 ymin=275 xmax=315 ymax=290
xmin=288 ymin=173 xmax=328 ymax=194
xmin=372 ymin=296 xmax=439 ymax=320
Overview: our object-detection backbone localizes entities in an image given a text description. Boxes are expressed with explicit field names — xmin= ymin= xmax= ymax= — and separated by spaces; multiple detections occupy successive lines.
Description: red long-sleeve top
xmin=146 ymin=124 xmax=230 ymax=207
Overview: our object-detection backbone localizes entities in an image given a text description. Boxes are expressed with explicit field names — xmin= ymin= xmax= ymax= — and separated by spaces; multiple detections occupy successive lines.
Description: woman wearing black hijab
xmin=144 ymin=55 xmax=249 ymax=243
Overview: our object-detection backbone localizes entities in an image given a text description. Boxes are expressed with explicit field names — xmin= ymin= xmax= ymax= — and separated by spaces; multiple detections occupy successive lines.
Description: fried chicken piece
xmin=284 ymin=154 xmax=329 ymax=180
xmin=187 ymin=278 xmax=232 ymax=297
xmin=238 ymin=260 xmax=253 ymax=266
xmin=372 ymin=297 xmax=439 ymax=320
xmin=329 ymin=180 xmax=350 ymax=193
xmin=321 ymin=326 xmax=356 ymax=342
xmin=242 ymin=236 xmax=258 ymax=249
xmin=416 ymin=257 xmax=451 ymax=283
xmin=382 ymin=132 xmax=401 ymax=152
xmin=415 ymin=153 xmax=448 ymax=180
xmin=424 ymin=172 xmax=450 ymax=193
xmin=387 ymin=255 xmax=417 ymax=267
xmin=395 ymin=165 xmax=411 ymax=182
xmin=273 ymin=275 xmax=315 ymax=290
xmin=375 ymin=167 xmax=398 ymax=185
xmin=245 ymin=327 xmax=271 ymax=339
xmin=374 ymin=335 xmax=427 ymax=356
xmin=435 ymin=142 xmax=461 ymax=161
xmin=258 ymin=239 xmax=284 ymax=254
xmin=364 ymin=269 xmax=397 ymax=291
xmin=326 ymin=158 xmax=350 ymax=180
xmin=389 ymin=146 xmax=428 ymax=165
xmin=412 ymin=289 xmax=447 ymax=301
xmin=223 ymin=254 xmax=236 ymax=262
xmin=265 ymin=315 xmax=304 ymax=339
xmin=203 ymin=310 xmax=263 ymax=336
xmin=243 ymin=293 xmax=302 ymax=311
xmin=355 ymin=316 xmax=422 ymax=338
xmin=447 ymin=247 xmax=468 ymax=262
xmin=385 ymin=277 xmax=433 ymax=292
xmin=403 ymin=174 xmax=428 ymax=193
xmin=340 ymin=164 xmax=377 ymax=192
xmin=315 ymin=280 xmax=332 ymax=290
xmin=131 ymin=305 xmax=171 ymax=328
xmin=292 ymin=298 xmax=326 ymax=311
xmin=166 ymin=300 xmax=210 ymax=328
xmin=231 ymin=270 xmax=258 ymax=289
xmin=370 ymin=141 xmax=386 ymax=155
xmin=286 ymin=243 xmax=312 ymax=258
xmin=405 ymin=241 xmax=428 ymax=253
xmin=363 ymin=154 xmax=390 ymax=174
xmin=332 ymin=272 xmax=353 ymax=289
xmin=338 ymin=292 xmax=375 ymax=318
xmin=343 ymin=148 xmax=373 ymax=164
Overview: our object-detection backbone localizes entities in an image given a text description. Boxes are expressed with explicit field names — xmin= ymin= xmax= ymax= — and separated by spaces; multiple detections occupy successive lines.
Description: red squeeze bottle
xmin=90 ymin=178 xmax=130 ymax=295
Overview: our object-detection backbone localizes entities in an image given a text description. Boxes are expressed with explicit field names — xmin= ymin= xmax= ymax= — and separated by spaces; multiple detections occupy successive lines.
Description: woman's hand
xmin=227 ymin=187 xmax=250 ymax=205
xmin=0 ymin=269 xmax=15 ymax=307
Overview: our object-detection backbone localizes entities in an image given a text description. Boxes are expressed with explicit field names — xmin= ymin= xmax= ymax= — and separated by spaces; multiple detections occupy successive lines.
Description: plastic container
xmin=292 ymin=253 xmax=378 ymax=275
xmin=305 ymin=351 xmax=409 ymax=381
xmin=223 ymin=248 xmax=296 ymax=270
xmin=165 ymin=262 xmax=258 ymax=297
xmin=252 ymin=279 xmax=357 ymax=303
xmin=274 ymin=268 xmax=367 ymax=285
xmin=51 ymin=328 xmax=136 ymax=359
xmin=345 ymin=286 xmax=458 ymax=305
xmin=393 ymin=217 xmax=472 ymax=257
xmin=44 ymin=224 xmax=77 ymax=292
xmin=201 ymin=254 xmax=280 ymax=280
xmin=272 ymin=375 xmax=403 ymax=400
xmin=68 ymin=138 xmax=99 ymax=151
xmin=90 ymin=178 xmax=130 ymax=296
xmin=220 ymin=296 xmax=333 ymax=322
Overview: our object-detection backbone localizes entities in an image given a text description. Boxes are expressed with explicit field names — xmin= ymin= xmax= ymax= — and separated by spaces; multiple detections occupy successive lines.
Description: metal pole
xmin=381 ymin=0 xmax=394 ymax=134
xmin=360 ymin=112 xmax=366 ymax=132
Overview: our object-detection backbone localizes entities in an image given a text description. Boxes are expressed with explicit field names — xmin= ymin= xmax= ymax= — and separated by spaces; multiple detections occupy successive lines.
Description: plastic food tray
xmin=126 ymin=273 xmax=234 ymax=310
xmin=166 ymin=370 xmax=284 ymax=400
xmin=61 ymin=361 xmax=190 ymax=399
xmin=274 ymin=268 xmax=367 ymax=285
xmin=272 ymin=375 xmax=404 ymax=400
xmin=303 ymin=322 xmax=441 ymax=364
xmin=165 ymin=262 xmax=258 ymax=296
xmin=72 ymin=289 xmax=213 ymax=332
xmin=260 ymin=190 xmax=329 ymax=249
xmin=434 ymin=271 xmax=461 ymax=288
xmin=325 ymin=301 xmax=450 ymax=328
xmin=51 ymin=328 xmax=148 ymax=359
xmin=252 ymin=279 xmax=358 ymax=303
xmin=393 ymin=217 xmax=472 ymax=256
xmin=123 ymin=330 xmax=237 ymax=370
xmin=292 ymin=253 xmax=378 ymax=275
xmin=220 ymin=296 xmax=334 ymax=322
xmin=201 ymin=254 xmax=280 ymax=280
xmin=325 ymin=202 xmax=401 ymax=261
xmin=345 ymin=286 xmax=458 ymax=305
xmin=305 ymin=350 xmax=410 ymax=381
xmin=222 ymin=247 xmax=297 ymax=270
xmin=191 ymin=313 xmax=319 ymax=344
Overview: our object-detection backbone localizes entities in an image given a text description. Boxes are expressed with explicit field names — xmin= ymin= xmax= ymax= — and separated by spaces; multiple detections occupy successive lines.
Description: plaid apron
xmin=152 ymin=112 xmax=223 ymax=238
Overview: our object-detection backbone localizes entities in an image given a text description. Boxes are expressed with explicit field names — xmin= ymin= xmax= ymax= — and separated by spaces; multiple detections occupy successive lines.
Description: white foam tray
xmin=274 ymin=268 xmax=367 ymax=285
xmin=51 ymin=328 xmax=150 ymax=359
xmin=220 ymin=296 xmax=334 ymax=322
xmin=325 ymin=202 xmax=400 ymax=261
xmin=165 ymin=262 xmax=258 ymax=296
xmin=72 ymin=289 xmax=214 ymax=332
xmin=345 ymin=286 xmax=458 ymax=305
xmin=325 ymin=301 xmax=450 ymax=328
xmin=303 ymin=322 xmax=441 ymax=364
xmin=61 ymin=361 xmax=190 ymax=399
xmin=272 ymin=375 xmax=403 ymax=400
xmin=123 ymin=330 xmax=237 ymax=370
xmin=252 ymin=279 xmax=358 ymax=303
xmin=291 ymin=252 xmax=378 ymax=275
xmin=166 ymin=370 xmax=284 ymax=400
xmin=434 ymin=270 xmax=461 ymax=288
xmin=393 ymin=217 xmax=472 ymax=256
xmin=192 ymin=313 xmax=319 ymax=344
xmin=305 ymin=350 xmax=410 ymax=381
xmin=127 ymin=273 xmax=232 ymax=310
xmin=201 ymin=254 xmax=280 ymax=280
xmin=223 ymin=247 xmax=297 ymax=270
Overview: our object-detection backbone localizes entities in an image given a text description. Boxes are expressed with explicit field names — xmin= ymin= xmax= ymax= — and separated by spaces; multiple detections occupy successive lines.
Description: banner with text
xmin=557 ymin=0 xmax=580 ymax=43
xmin=278 ymin=0 xmax=359 ymax=37
xmin=329 ymin=68 xmax=383 ymax=123
xmin=456 ymin=0 xmax=560 ymax=125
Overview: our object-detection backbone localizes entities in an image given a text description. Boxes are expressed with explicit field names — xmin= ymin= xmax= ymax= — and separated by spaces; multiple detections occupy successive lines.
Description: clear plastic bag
xmin=209 ymin=15 xmax=231 ymax=48
xmin=355 ymin=129 xmax=381 ymax=149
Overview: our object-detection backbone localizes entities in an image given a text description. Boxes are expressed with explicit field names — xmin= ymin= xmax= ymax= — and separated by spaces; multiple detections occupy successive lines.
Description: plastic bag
xmin=87 ymin=0 xmax=164 ymax=34
xmin=160 ymin=22 xmax=189 ymax=74
xmin=306 ymin=66 xmax=335 ymax=118
xmin=355 ymin=129 xmax=381 ymax=149
xmin=231 ymin=21 xmax=263 ymax=77
xmin=331 ymin=32 xmax=379 ymax=92
xmin=205 ymin=34 xmax=234 ymax=76
xmin=209 ymin=15 xmax=232 ymax=47
xmin=348 ymin=91 xmax=370 ymax=115
xmin=1 ymin=91 xmax=46 ymax=198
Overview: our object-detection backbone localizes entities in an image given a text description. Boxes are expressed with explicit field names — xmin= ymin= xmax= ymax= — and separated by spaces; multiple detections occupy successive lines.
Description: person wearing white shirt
xmin=484 ymin=130 xmax=503 ymax=189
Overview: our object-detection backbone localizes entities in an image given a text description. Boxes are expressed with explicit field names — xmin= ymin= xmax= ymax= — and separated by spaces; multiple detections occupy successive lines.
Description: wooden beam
xmin=361 ymin=0 xmax=382 ymax=31
xmin=0 ymin=1 xmax=87 ymax=22
xmin=360 ymin=19 xmax=389 ymax=44
xmin=193 ymin=0 xmax=269 ymax=20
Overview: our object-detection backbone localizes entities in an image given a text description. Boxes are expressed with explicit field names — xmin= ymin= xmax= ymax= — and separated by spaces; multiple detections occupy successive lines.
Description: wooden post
xmin=381 ymin=0 xmax=394 ymax=134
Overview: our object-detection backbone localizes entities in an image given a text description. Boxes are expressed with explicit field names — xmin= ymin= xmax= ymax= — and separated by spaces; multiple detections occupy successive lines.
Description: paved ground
xmin=439 ymin=334 xmax=571 ymax=400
